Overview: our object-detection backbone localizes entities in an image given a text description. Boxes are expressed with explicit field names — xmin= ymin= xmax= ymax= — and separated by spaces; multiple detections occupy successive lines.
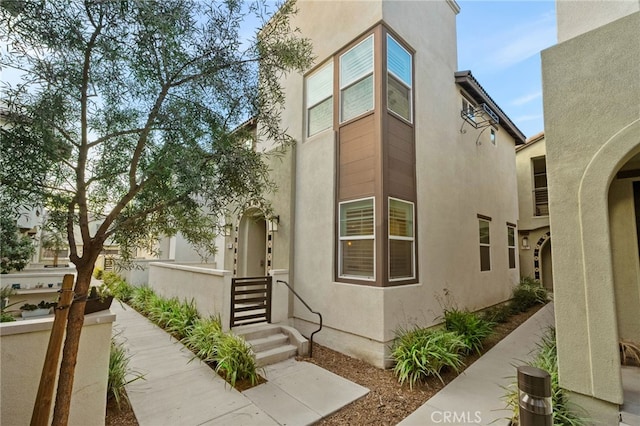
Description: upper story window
xmin=462 ymin=96 xmax=475 ymax=122
xmin=340 ymin=35 xmax=374 ymax=122
xmin=490 ymin=128 xmax=496 ymax=146
xmin=306 ymin=61 xmax=333 ymax=137
xmin=532 ymin=157 xmax=548 ymax=216
xmin=387 ymin=35 xmax=412 ymax=122
xmin=339 ymin=197 xmax=375 ymax=280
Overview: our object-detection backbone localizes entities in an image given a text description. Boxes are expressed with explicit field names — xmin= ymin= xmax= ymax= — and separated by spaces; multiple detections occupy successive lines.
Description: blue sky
xmin=456 ymin=1 xmax=557 ymax=138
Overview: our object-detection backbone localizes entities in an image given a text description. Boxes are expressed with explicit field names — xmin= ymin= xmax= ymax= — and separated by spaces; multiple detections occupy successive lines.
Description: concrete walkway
xmin=111 ymin=302 xmax=368 ymax=426
xmin=400 ymin=302 xmax=555 ymax=426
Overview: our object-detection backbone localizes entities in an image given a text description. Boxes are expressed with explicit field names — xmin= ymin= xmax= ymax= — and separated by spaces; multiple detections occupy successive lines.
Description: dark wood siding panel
xmin=338 ymin=114 xmax=377 ymax=200
xmin=386 ymin=115 xmax=415 ymax=200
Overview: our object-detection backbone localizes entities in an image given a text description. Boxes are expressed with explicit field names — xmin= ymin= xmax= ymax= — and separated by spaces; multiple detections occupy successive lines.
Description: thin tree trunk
xmin=51 ymin=257 xmax=97 ymax=426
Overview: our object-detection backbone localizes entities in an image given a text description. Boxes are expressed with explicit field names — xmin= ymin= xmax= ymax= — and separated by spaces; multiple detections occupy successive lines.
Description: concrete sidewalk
xmin=111 ymin=302 xmax=368 ymax=426
xmin=399 ymin=302 xmax=555 ymax=426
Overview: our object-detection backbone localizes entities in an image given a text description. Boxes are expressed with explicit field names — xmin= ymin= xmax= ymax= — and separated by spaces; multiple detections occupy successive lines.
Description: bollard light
xmin=517 ymin=365 xmax=552 ymax=426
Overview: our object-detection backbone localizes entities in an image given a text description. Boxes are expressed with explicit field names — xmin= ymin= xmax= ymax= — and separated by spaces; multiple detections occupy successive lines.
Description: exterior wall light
xmin=268 ymin=215 xmax=280 ymax=232
xmin=522 ymin=236 xmax=530 ymax=249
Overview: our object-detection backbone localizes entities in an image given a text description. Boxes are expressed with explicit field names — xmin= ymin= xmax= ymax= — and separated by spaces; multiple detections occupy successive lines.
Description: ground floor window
xmin=507 ymin=225 xmax=516 ymax=269
xmin=389 ymin=198 xmax=414 ymax=280
xmin=479 ymin=217 xmax=491 ymax=271
xmin=339 ymin=198 xmax=375 ymax=280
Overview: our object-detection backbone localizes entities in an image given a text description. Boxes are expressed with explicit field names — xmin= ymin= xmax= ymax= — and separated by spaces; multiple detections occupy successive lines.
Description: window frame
xmin=507 ymin=225 xmax=516 ymax=269
xmin=478 ymin=217 xmax=491 ymax=272
xmin=305 ymin=60 xmax=334 ymax=137
xmin=388 ymin=197 xmax=415 ymax=281
xmin=386 ymin=34 xmax=413 ymax=123
xmin=338 ymin=197 xmax=376 ymax=281
xmin=490 ymin=128 xmax=496 ymax=146
xmin=462 ymin=96 xmax=476 ymax=122
xmin=532 ymin=156 xmax=549 ymax=216
xmin=339 ymin=35 xmax=375 ymax=123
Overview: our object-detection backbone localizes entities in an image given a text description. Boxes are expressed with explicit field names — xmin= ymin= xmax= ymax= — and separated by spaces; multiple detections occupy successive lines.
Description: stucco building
xmin=213 ymin=0 xmax=526 ymax=367
xmin=541 ymin=0 xmax=640 ymax=422
xmin=516 ymin=132 xmax=553 ymax=290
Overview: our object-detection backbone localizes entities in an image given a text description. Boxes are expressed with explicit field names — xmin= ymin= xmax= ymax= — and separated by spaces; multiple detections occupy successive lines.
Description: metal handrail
xmin=276 ymin=280 xmax=322 ymax=358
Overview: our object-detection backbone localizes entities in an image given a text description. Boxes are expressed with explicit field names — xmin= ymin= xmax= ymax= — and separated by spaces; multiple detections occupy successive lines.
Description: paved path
xmin=399 ymin=302 xmax=555 ymax=426
xmin=111 ymin=302 xmax=368 ymax=426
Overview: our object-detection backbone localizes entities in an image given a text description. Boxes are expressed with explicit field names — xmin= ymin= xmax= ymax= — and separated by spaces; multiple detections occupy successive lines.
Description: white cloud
xmin=487 ymin=16 xmax=556 ymax=69
xmin=511 ymin=91 xmax=542 ymax=106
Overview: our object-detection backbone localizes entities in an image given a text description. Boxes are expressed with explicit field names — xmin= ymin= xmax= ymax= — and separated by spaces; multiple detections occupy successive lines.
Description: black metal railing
xmin=276 ymin=279 xmax=322 ymax=358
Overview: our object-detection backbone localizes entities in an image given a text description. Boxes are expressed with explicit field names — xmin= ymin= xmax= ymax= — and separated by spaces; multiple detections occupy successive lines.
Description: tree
xmin=0 ymin=211 xmax=35 ymax=273
xmin=0 ymin=0 xmax=312 ymax=423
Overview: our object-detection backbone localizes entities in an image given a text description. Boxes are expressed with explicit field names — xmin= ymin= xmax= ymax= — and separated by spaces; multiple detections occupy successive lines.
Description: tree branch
xmin=87 ymin=128 xmax=145 ymax=148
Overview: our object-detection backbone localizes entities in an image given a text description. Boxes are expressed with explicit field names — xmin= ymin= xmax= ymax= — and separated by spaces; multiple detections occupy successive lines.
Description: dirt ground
xmin=106 ymin=304 xmax=543 ymax=425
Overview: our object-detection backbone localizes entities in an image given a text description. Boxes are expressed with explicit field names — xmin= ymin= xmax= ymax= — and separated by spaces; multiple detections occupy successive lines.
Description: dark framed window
xmin=479 ymin=218 xmax=491 ymax=271
xmin=387 ymin=35 xmax=412 ymax=122
xmin=339 ymin=198 xmax=375 ymax=280
xmin=507 ymin=226 xmax=516 ymax=269
xmin=389 ymin=198 xmax=414 ymax=280
xmin=340 ymin=35 xmax=374 ymax=122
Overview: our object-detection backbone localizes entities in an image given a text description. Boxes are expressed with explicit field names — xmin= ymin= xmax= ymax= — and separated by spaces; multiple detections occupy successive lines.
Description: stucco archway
xmin=573 ymin=119 xmax=640 ymax=402
xmin=532 ymin=231 xmax=552 ymax=290
xmin=233 ymin=200 xmax=274 ymax=277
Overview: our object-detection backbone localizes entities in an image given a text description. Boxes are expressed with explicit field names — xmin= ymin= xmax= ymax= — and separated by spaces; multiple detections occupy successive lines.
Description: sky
xmin=456 ymin=0 xmax=557 ymax=138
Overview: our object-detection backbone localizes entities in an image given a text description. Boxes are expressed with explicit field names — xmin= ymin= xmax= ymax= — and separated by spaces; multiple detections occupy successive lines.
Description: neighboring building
xmin=515 ymin=132 xmax=552 ymax=290
xmin=541 ymin=0 xmax=640 ymax=423
xmin=215 ymin=0 xmax=526 ymax=367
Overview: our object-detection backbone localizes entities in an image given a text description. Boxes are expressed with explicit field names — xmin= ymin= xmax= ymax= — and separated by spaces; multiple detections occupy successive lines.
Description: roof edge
xmin=454 ymin=70 xmax=527 ymax=145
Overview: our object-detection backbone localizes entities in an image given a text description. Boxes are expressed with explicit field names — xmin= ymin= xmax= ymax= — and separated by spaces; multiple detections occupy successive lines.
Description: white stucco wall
xmin=0 ymin=312 xmax=114 ymax=426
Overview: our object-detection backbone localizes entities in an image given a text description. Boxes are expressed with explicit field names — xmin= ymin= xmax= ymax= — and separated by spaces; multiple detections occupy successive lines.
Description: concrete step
xmin=247 ymin=333 xmax=289 ymax=353
xmin=255 ymin=344 xmax=298 ymax=367
xmin=620 ymin=410 xmax=640 ymax=426
xmin=233 ymin=323 xmax=282 ymax=341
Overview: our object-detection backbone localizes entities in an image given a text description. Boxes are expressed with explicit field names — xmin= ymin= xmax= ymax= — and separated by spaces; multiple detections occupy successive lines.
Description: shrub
xmin=504 ymin=328 xmax=587 ymax=425
xmin=510 ymin=277 xmax=548 ymax=313
xmin=181 ymin=316 xmax=223 ymax=361
xmin=214 ymin=333 xmax=260 ymax=387
xmin=148 ymin=297 xmax=199 ymax=339
xmin=1 ymin=312 xmax=16 ymax=322
xmin=444 ymin=308 xmax=494 ymax=354
xmin=482 ymin=304 xmax=511 ymax=324
xmin=108 ymin=336 xmax=144 ymax=410
xmin=129 ymin=286 xmax=157 ymax=314
xmin=93 ymin=267 xmax=103 ymax=280
xmin=392 ymin=327 xmax=468 ymax=388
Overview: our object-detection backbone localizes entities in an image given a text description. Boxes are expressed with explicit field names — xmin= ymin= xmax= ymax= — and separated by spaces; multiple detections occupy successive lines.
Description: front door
xmin=237 ymin=209 xmax=267 ymax=277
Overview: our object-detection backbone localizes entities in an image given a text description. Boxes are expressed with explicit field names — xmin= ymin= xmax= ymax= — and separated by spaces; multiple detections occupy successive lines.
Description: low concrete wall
xmin=0 ymin=311 xmax=115 ymax=426
xmin=119 ymin=259 xmax=175 ymax=286
xmin=270 ymin=270 xmax=291 ymax=325
xmin=148 ymin=262 xmax=232 ymax=330
xmin=1 ymin=268 xmax=75 ymax=289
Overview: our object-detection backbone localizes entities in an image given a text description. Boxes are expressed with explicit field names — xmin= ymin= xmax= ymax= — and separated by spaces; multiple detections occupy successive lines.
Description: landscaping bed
xmin=105 ymin=304 xmax=544 ymax=426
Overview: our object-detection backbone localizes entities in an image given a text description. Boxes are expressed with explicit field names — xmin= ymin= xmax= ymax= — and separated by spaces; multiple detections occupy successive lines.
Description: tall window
xmin=306 ymin=61 xmax=333 ymax=137
xmin=532 ymin=157 xmax=548 ymax=216
xmin=340 ymin=35 xmax=374 ymax=122
xmin=389 ymin=198 xmax=414 ymax=280
xmin=507 ymin=226 xmax=516 ymax=269
xmin=479 ymin=218 xmax=491 ymax=271
xmin=387 ymin=35 xmax=412 ymax=122
xmin=339 ymin=198 xmax=375 ymax=279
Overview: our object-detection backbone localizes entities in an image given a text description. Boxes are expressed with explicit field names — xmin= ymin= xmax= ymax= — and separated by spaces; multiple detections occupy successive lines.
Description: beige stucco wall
xmin=609 ymin=179 xmax=640 ymax=342
xmin=556 ymin=0 xmax=639 ymax=43
xmin=148 ymin=262 xmax=232 ymax=328
xmin=287 ymin=0 xmax=519 ymax=367
xmin=0 ymin=312 xmax=114 ymax=426
xmin=515 ymin=138 xmax=552 ymax=282
xmin=542 ymin=9 xmax=640 ymax=421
